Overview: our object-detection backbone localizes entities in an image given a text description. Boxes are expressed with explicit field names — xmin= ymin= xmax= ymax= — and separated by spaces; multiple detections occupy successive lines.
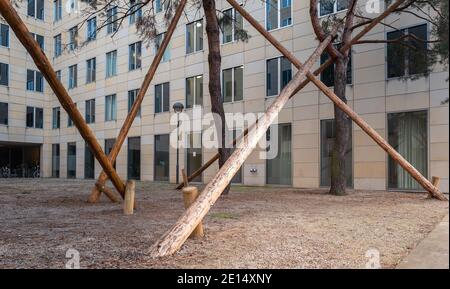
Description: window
xmin=105 ymin=94 xmax=117 ymax=121
xmin=129 ymin=0 xmax=143 ymax=24
xmin=31 ymin=33 xmax=44 ymax=49
xmin=106 ymin=50 xmax=117 ymax=77
xmin=68 ymin=103 xmax=76 ymax=127
xmin=26 ymin=69 xmax=44 ymax=92
xmin=0 ymin=63 xmax=8 ymax=86
xmin=154 ymin=134 xmax=170 ymax=181
xmin=84 ymin=143 xmax=95 ymax=179
xmin=86 ymin=58 xmax=96 ymax=83
xmin=54 ymin=34 xmax=62 ymax=57
xmin=320 ymin=119 xmax=353 ymax=187
xmin=128 ymin=137 xmax=141 ymax=180
xmin=28 ymin=0 xmax=44 ymax=20
xmin=51 ymin=144 xmax=60 ymax=178
xmin=266 ymin=57 xmax=292 ymax=97
xmin=155 ymin=82 xmax=170 ymax=113
xmin=128 ymin=89 xmax=141 ymax=117
xmin=320 ymin=45 xmax=352 ymax=87
xmin=52 ymin=107 xmax=60 ymax=129
xmin=266 ymin=0 xmax=292 ymax=31
xmin=68 ymin=64 xmax=77 ymax=89
xmin=53 ymin=0 xmax=62 ymax=22
xmin=387 ymin=24 xmax=428 ymax=78
xmin=266 ymin=123 xmax=292 ymax=185
xmin=106 ymin=6 xmax=118 ymax=34
xmin=222 ymin=66 xmax=243 ymax=102
xmin=186 ymin=20 xmax=203 ymax=54
xmin=0 ymin=24 xmax=9 ymax=47
xmin=104 ymin=138 xmax=116 ymax=168
xmin=87 ymin=17 xmax=97 ymax=41
xmin=85 ymin=99 xmax=95 ymax=124
xmin=319 ymin=0 xmax=349 ymax=17
xmin=129 ymin=42 xmax=142 ymax=71
xmin=26 ymin=106 xmax=43 ymax=129
xmin=186 ymin=75 xmax=203 ymax=108
xmin=0 ymin=102 xmax=8 ymax=125
xmin=186 ymin=133 xmax=202 ymax=182
xmin=155 ymin=33 xmax=171 ymax=62
xmin=155 ymin=0 xmax=168 ymax=13
xmin=56 ymin=70 xmax=61 ymax=81
xmin=67 ymin=142 xmax=76 ymax=179
xmin=222 ymin=8 xmax=243 ymax=44
xmin=68 ymin=26 xmax=78 ymax=51
xmin=388 ymin=111 xmax=428 ymax=190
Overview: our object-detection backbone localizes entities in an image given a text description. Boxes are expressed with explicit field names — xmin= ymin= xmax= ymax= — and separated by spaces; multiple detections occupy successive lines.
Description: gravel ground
xmin=0 ymin=178 xmax=447 ymax=269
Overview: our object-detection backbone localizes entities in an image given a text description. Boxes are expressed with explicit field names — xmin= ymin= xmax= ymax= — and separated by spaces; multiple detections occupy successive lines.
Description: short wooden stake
xmin=124 ymin=180 xmax=136 ymax=215
xmin=182 ymin=186 xmax=204 ymax=238
xmin=428 ymin=176 xmax=441 ymax=198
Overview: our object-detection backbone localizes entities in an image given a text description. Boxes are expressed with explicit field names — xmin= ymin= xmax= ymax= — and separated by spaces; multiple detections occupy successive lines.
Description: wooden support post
xmin=181 ymin=169 xmax=189 ymax=187
xmin=226 ymin=0 xmax=446 ymax=201
xmin=124 ymin=180 xmax=136 ymax=215
xmin=88 ymin=0 xmax=188 ymax=203
xmin=182 ymin=186 xmax=204 ymax=238
xmin=0 ymin=0 xmax=125 ymax=195
xmin=92 ymin=182 xmax=120 ymax=203
xmin=428 ymin=177 xmax=441 ymax=198
xmin=176 ymin=0 xmax=408 ymax=190
xmin=179 ymin=0 xmax=446 ymax=201
xmin=149 ymin=28 xmax=338 ymax=257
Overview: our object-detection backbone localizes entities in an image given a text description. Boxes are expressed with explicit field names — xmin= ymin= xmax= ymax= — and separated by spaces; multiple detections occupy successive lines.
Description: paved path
xmin=397 ymin=214 xmax=449 ymax=269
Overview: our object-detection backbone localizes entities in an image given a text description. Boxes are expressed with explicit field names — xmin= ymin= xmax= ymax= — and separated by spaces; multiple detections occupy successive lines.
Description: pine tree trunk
xmin=330 ymin=57 xmax=351 ymax=196
xmin=203 ymin=0 xmax=231 ymax=194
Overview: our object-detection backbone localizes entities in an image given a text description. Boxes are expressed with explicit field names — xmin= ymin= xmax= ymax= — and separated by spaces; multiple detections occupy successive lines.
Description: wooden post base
xmin=427 ymin=177 xmax=441 ymax=199
xmin=124 ymin=180 xmax=136 ymax=215
xmin=182 ymin=186 xmax=204 ymax=238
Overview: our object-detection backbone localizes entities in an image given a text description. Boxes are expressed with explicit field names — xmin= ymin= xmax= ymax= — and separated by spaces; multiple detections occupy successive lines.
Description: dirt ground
xmin=0 ymin=178 xmax=447 ymax=269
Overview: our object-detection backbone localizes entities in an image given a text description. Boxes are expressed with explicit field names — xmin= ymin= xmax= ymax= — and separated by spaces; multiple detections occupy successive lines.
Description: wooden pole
xmin=88 ymin=0 xmax=188 ymax=203
xmin=226 ymin=0 xmax=446 ymax=201
xmin=124 ymin=180 xmax=136 ymax=215
xmin=181 ymin=168 xmax=189 ymax=187
xmin=182 ymin=186 xmax=204 ymax=238
xmin=95 ymin=182 xmax=120 ymax=203
xmin=149 ymin=29 xmax=338 ymax=257
xmin=0 ymin=0 xmax=126 ymax=195
xmin=176 ymin=0 xmax=408 ymax=190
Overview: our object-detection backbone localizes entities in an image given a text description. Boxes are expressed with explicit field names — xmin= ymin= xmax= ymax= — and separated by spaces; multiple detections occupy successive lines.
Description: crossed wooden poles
xmin=1 ymin=0 xmax=446 ymax=259
xmin=0 ymin=0 xmax=188 ymax=203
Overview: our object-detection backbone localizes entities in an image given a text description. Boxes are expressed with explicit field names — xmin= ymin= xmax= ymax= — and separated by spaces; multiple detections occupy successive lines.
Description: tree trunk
xmin=203 ymin=0 xmax=231 ymax=194
xmin=330 ymin=57 xmax=351 ymax=196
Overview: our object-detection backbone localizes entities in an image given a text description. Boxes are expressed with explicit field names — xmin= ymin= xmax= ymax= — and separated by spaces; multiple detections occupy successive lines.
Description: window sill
xmin=386 ymin=74 xmax=429 ymax=81
xmin=154 ymin=111 xmax=170 ymax=115
xmin=266 ymin=24 xmax=293 ymax=33
xmin=185 ymin=50 xmax=204 ymax=57
xmin=319 ymin=9 xmax=348 ymax=19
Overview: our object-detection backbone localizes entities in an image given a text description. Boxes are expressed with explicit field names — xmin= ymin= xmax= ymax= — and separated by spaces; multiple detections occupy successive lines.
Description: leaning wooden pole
xmin=228 ymin=0 xmax=446 ymax=201
xmin=150 ymin=29 xmax=339 ymax=257
xmin=88 ymin=0 xmax=188 ymax=202
xmin=176 ymin=0 xmax=408 ymax=190
xmin=0 ymin=0 xmax=126 ymax=195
